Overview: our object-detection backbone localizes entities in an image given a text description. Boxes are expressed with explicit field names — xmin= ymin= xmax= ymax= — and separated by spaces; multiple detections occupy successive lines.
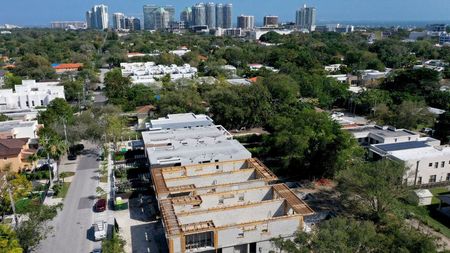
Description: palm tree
xmin=40 ymin=137 xmax=68 ymax=182
xmin=26 ymin=153 xmax=39 ymax=171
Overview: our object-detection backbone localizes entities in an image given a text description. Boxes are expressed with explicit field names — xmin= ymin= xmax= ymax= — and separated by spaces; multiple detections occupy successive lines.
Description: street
xmin=36 ymin=145 xmax=101 ymax=253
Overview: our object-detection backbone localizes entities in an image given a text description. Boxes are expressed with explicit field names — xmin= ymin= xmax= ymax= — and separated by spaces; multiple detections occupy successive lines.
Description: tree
xmin=336 ymin=160 xmax=407 ymax=221
xmin=102 ymin=233 xmax=126 ymax=253
xmin=0 ymin=114 xmax=12 ymax=122
xmin=274 ymin=218 xmax=381 ymax=253
xmin=104 ymin=68 xmax=131 ymax=105
xmin=13 ymin=54 xmax=56 ymax=80
xmin=38 ymin=98 xmax=74 ymax=127
xmin=391 ymin=100 xmax=434 ymax=130
xmin=265 ymin=108 xmax=363 ymax=178
xmin=16 ymin=204 xmax=61 ymax=253
xmin=0 ymin=224 xmax=23 ymax=253
xmin=0 ymin=172 xmax=32 ymax=215
xmin=157 ymin=86 xmax=205 ymax=117
xmin=26 ymin=154 xmax=39 ymax=171
xmin=434 ymin=111 xmax=450 ymax=144
xmin=105 ymin=114 xmax=127 ymax=153
xmin=61 ymin=79 xmax=84 ymax=102
xmin=273 ymin=217 xmax=439 ymax=253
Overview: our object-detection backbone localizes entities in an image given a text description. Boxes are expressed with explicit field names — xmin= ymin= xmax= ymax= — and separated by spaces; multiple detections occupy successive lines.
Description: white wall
xmin=402 ymin=156 xmax=450 ymax=185
xmin=173 ymin=187 xmax=274 ymax=213
xmin=177 ymin=200 xmax=285 ymax=227
xmin=166 ymin=170 xmax=256 ymax=188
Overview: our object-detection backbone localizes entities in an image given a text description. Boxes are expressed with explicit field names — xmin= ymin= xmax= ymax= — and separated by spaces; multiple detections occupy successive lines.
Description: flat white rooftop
xmin=149 ymin=113 xmax=214 ymax=130
xmin=143 ymin=125 xmax=251 ymax=168
xmin=371 ymin=141 xmax=450 ymax=161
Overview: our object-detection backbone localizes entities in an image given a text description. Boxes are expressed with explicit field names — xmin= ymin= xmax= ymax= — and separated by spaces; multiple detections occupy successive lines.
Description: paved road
xmin=36 ymin=147 xmax=101 ymax=253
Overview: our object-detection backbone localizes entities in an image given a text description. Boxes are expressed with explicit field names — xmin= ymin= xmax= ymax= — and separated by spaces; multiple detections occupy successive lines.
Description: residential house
xmin=0 ymin=138 xmax=36 ymax=172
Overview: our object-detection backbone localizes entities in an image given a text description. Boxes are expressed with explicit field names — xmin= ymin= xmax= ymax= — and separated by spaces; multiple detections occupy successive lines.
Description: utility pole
xmin=45 ymin=137 xmax=53 ymax=188
xmin=7 ymin=186 xmax=18 ymax=228
xmin=1 ymin=174 xmax=19 ymax=228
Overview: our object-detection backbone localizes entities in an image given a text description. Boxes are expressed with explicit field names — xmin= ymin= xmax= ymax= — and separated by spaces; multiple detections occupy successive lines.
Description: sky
xmin=1 ymin=0 xmax=450 ymax=26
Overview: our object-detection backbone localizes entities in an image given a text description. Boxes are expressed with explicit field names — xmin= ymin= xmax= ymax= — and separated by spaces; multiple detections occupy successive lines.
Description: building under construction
xmin=143 ymin=114 xmax=314 ymax=253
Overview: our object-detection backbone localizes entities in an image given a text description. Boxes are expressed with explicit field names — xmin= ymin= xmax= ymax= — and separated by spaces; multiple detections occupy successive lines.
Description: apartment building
xmin=143 ymin=125 xmax=251 ymax=168
xmin=0 ymin=80 xmax=65 ymax=110
xmin=120 ymin=62 xmax=198 ymax=84
xmin=151 ymin=159 xmax=314 ymax=253
xmin=145 ymin=113 xmax=315 ymax=252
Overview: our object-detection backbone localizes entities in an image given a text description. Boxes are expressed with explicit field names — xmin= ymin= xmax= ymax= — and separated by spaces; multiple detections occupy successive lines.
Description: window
xmin=216 ymin=165 xmax=219 ymax=170
xmin=446 ymin=173 xmax=450 ymax=181
xmin=218 ymin=199 xmax=224 ymax=204
xmin=435 ymin=162 xmax=439 ymax=168
xmin=40 ymin=100 xmax=44 ymax=106
xmin=429 ymin=175 xmax=437 ymax=183
xmin=31 ymin=101 xmax=35 ymax=107
xmin=25 ymin=101 xmax=29 ymax=107
xmin=185 ymin=232 xmax=213 ymax=250
xmin=238 ymin=194 xmax=244 ymax=201
xmin=417 ymin=177 xmax=422 ymax=185
xmin=394 ymin=138 xmax=398 ymax=142
xmin=429 ymin=163 xmax=433 ymax=167
xmin=237 ymin=232 xmax=244 ymax=238
xmin=442 ymin=161 xmax=446 ymax=168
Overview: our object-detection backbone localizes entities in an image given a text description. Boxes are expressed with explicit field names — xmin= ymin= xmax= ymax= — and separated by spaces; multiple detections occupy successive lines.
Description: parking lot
xmin=114 ymin=193 xmax=167 ymax=253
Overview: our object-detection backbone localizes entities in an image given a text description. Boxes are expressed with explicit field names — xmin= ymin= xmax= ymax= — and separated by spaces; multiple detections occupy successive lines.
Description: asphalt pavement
xmin=36 ymin=146 xmax=101 ymax=253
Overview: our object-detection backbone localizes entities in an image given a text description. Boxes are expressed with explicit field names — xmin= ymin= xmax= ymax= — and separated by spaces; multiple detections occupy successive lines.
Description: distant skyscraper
xmin=215 ymin=4 xmax=224 ymax=28
xmin=154 ymin=7 xmax=170 ymax=30
xmin=124 ymin=17 xmax=141 ymax=31
xmin=164 ymin=5 xmax=176 ymax=22
xmin=143 ymin=5 xmax=158 ymax=30
xmin=223 ymin=4 xmax=233 ymax=28
xmin=192 ymin=3 xmax=206 ymax=26
xmin=295 ymin=4 xmax=316 ymax=31
xmin=206 ymin=3 xmax=216 ymax=29
xmin=237 ymin=15 xmax=254 ymax=30
xmin=112 ymin=13 xmax=125 ymax=30
xmin=180 ymin=7 xmax=193 ymax=27
xmin=264 ymin=16 xmax=279 ymax=27
xmin=86 ymin=4 xmax=109 ymax=30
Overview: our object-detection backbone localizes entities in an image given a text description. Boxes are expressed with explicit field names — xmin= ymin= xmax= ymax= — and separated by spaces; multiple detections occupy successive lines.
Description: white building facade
xmin=0 ymin=80 xmax=65 ymax=110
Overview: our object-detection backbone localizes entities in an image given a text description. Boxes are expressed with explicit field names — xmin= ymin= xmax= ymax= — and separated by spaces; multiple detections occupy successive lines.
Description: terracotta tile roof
xmin=0 ymin=138 xmax=28 ymax=157
xmin=248 ymin=77 xmax=259 ymax=83
xmin=53 ymin=63 xmax=83 ymax=69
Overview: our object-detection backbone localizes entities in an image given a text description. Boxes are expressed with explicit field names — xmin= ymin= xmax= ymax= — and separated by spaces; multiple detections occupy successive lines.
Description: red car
xmin=95 ymin=198 xmax=107 ymax=212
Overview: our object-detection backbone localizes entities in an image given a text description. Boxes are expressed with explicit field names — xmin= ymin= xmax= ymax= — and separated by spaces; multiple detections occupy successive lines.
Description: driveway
xmin=36 ymin=144 xmax=101 ymax=253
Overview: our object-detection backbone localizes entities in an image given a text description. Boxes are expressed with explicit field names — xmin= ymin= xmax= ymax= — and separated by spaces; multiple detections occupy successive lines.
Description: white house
xmin=370 ymin=141 xmax=450 ymax=186
xmin=0 ymin=80 xmax=65 ymax=110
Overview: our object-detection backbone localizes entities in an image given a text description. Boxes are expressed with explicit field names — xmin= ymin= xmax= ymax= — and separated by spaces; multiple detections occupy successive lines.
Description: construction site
xmin=143 ymin=114 xmax=315 ymax=253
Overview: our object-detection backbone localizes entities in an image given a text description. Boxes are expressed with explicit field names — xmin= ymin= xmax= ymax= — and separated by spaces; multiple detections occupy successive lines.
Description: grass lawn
xmin=430 ymin=187 xmax=450 ymax=205
xmin=405 ymin=204 xmax=450 ymax=238
xmin=55 ymin=182 xmax=71 ymax=198
xmin=100 ymin=175 xmax=108 ymax=183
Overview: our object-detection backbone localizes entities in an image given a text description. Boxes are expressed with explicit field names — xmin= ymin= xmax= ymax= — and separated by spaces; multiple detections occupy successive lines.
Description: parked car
xmin=95 ymin=198 xmax=107 ymax=212
xmin=93 ymin=220 xmax=107 ymax=241
xmin=92 ymin=248 xmax=102 ymax=253
xmin=67 ymin=153 xmax=77 ymax=160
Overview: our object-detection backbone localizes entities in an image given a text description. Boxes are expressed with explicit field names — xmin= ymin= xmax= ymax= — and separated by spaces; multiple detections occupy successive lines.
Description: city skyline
xmin=1 ymin=0 xmax=450 ymax=26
